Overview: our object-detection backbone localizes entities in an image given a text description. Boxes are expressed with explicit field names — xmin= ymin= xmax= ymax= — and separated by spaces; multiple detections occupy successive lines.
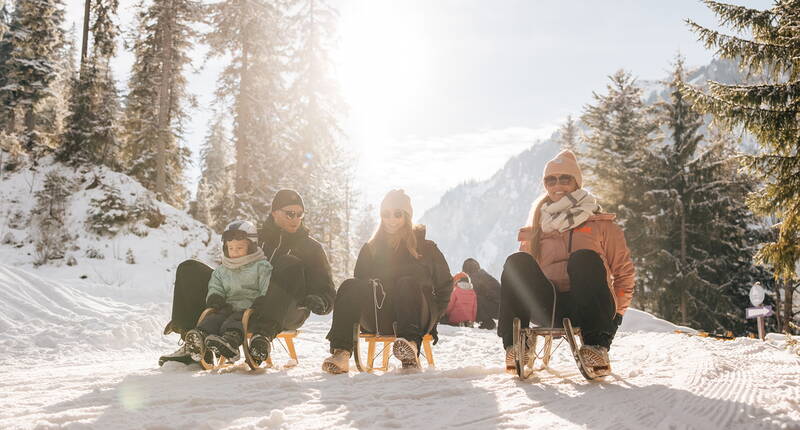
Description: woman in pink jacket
xmin=499 ymin=149 xmax=635 ymax=377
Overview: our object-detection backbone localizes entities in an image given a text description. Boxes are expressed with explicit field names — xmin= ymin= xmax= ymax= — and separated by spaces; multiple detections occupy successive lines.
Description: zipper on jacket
xmin=269 ymin=234 xmax=282 ymax=263
xmin=568 ymin=230 xmax=574 ymax=253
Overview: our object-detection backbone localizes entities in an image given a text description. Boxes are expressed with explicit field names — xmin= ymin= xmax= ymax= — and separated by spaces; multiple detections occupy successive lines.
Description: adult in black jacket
xmin=158 ymin=189 xmax=335 ymax=366
xmin=462 ymin=258 xmax=500 ymax=330
xmin=322 ymin=190 xmax=453 ymax=373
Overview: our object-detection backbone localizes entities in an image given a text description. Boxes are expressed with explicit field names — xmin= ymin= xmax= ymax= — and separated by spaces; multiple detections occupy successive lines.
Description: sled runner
xmin=195 ymin=308 xmax=299 ymax=371
xmin=352 ymin=323 xmax=435 ymax=372
xmin=512 ymin=317 xmax=601 ymax=381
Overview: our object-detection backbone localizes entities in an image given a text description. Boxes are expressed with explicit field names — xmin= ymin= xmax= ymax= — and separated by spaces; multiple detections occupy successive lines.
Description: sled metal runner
xmin=352 ymin=323 xmax=435 ymax=372
xmin=512 ymin=317 xmax=599 ymax=381
xmin=195 ymin=308 xmax=300 ymax=371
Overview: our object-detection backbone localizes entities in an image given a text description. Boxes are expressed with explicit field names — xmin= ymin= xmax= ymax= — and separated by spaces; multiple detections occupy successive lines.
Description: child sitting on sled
xmin=444 ymin=272 xmax=478 ymax=327
xmin=184 ymin=220 xmax=273 ymax=362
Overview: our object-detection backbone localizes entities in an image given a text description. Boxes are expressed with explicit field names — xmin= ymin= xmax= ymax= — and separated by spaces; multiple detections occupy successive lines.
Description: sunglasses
xmin=544 ymin=174 xmax=574 ymax=187
xmin=380 ymin=210 xmax=405 ymax=219
xmin=281 ymin=209 xmax=305 ymax=220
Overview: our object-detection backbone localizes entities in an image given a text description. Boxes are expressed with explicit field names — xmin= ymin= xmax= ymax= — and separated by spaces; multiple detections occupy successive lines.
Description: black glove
xmin=302 ymin=295 xmax=327 ymax=314
xmin=613 ymin=313 xmax=624 ymax=327
xmin=206 ymin=294 xmax=229 ymax=312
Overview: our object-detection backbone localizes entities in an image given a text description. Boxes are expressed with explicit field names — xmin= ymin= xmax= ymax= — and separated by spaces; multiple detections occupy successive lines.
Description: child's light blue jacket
xmin=206 ymin=259 xmax=272 ymax=311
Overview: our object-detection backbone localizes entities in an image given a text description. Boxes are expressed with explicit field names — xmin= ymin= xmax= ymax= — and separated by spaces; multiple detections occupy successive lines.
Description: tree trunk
xmin=155 ymin=0 xmax=174 ymax=202
xmin=234 ymin=10 xmax=250 ymax=203
xmin=80 ymin=0 xmax=91 ymax=69
xmin=24 ymin=104 xmax=35 ymax=149
xmin=784 ymin=281 xmax=794 ymax=333
xmin=680 ymin=203 xmax=688 ymax=325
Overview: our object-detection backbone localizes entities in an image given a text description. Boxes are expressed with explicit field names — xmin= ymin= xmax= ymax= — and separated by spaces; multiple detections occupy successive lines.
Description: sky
xmin=62 ymin=0 xmax=773 ymax=218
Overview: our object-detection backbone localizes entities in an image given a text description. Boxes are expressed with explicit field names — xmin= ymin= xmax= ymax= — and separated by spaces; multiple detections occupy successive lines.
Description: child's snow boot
xmin=184 ymin=329 xmax=207 ymax=362
xmin=322 ymin=349 xmax=351 ymax=374
xmin=392 ymin=338 xmax=420 ymax=369
xmin=205 ymin=330 xmax=242 ymax=361
xmin=249 ymin=334 xmax=272 ymax=363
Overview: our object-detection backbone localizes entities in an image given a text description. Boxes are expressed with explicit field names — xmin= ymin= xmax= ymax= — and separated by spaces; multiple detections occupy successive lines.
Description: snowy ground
xmin=2 ymin=159 xmax=799 ymax=429
xmin=2 ymin=264 xmax=799 ymax=430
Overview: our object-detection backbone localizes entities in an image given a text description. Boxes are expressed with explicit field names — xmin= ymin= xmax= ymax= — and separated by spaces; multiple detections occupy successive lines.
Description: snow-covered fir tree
xmin=580 ymin=69 xmax=659 ymax=272
xmin=0 ymin=0 xmax=65 ymax=150
xmin=205 ymin=0 xmax=287 ymax=221
xmin=58 ymin=0 xmax=121 ymax=167
xmin=34 ymin=22 xmax=77 ymax=150
xmin=194 ymin=111 xmax=234 ymax=233
xmin=558 ymin=114 xmax=579 ymax=151
xmin=121 ymin=0 xmax=200 ymax=208
xmin=283 ymin=0 xmax=354 ymax=278
xmin=0 ymin=1 xmax=10 ymax=40
xmin=643 ymin=57 xmax=772 ymax=333
xmin=684 ymin=0 xmax=800 ymax=333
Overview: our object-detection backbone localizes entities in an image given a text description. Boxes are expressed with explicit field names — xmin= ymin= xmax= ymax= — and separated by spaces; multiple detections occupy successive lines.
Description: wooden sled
xmin=512 ymin=317 xmax=588 ymax=380
xmin=196 ymin=308 xmax=299 ymax=371
xmin=352 ymin=323 xmax=435 ymax=372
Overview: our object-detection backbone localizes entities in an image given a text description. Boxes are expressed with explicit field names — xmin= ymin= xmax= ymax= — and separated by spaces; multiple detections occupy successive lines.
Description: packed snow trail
xmin=1 ymin=264 xmax=799 ymax=429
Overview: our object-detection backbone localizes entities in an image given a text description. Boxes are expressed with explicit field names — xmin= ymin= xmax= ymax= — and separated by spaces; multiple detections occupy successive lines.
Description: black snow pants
xmin=498 ymin=250 xmax=618 ymax=350
xmin=326 ymin=277 xmax=430 ymax=353
xmin=169 ymin=255 xmax=310 ymax=339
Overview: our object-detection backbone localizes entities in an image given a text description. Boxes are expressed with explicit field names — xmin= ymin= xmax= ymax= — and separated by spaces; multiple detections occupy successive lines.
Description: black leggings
xmin=169 ymin=255 xmax=309 ymax=339
xmin=498 ymin=250 xmax=618 ymax=349
xmin=326 ymin=277 xmax=430 ymax=353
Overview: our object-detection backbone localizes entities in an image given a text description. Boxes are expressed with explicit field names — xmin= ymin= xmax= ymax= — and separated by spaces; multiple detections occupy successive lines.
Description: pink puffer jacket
xmin=446 ymin=273 xmax=478 ymax=324
xmin=517 ymin=213 xmax=635 ymax=315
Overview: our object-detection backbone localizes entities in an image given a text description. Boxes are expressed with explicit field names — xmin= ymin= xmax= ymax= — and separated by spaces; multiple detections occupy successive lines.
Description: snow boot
xmin=205 ymin=330 xmax=243 ymax=361
xmin=392 ymin=338 xmax=420 ymax=369
xmin=158 ymin=342 xmax=195 ymax=366
xmin=249 ymin=334 xmax=272 ymax=364
xmin=504 ymin=346 xmax=516 ymax=373
xmin=322 ymin=349 xmax=351 ymax=374
xmin=184 ymin=329 xmax=208 ymax=362
xmin=579 ymin=345 xmax=611 ymax=377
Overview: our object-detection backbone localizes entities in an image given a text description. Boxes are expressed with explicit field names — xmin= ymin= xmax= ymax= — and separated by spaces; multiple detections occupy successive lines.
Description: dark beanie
xmin=271 ymin=189 xmax=304 ymax=211
xmin=463 ymin=258 xmax=480 ymax=273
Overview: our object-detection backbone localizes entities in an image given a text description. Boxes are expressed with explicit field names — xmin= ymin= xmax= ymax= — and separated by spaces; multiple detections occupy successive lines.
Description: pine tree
xmin=34 ymin=22 xmax=77 ymax=149
xmin=121 ymin=0 xmax=200 ymax=208
xmin=684 ymin=0 xmax=800 ymax=332
xmin=580 ymin=70 xmax=659 ymax=270
xmin=644 ymin=57 xmax=771 ymax=332
xmin=195 ymin=111 xmax=234 ymax=232
xmin=558 ymin=115 xmax=579 ymax=151
xmin=0 ymin=0 xmax=66 ymax=149
xmin=205 ymin=0 xmax=287 ymax=221
xmin=0 ymin=1 xmax=10 ymax=38
xmin=284 ymin=0 xmax=352 ymax=278
xmin=58 ymin=0 xmax=121 ymax=167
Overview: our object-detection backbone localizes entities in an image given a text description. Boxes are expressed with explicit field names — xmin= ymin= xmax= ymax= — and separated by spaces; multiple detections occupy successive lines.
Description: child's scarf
xmin=222 ymin=248 xmax=266 ymax=269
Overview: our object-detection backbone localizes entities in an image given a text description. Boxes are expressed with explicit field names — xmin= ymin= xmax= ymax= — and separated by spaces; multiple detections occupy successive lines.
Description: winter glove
xmin=301 ymin=295 xmax=327 ymax=315
xmin=613 ymin=313 xmax=624 ymax=327
xmin=206 ymin=294 xmax=230 ymax=312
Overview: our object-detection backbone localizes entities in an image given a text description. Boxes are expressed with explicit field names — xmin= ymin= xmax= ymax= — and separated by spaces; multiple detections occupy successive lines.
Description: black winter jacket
xmin=354 ymin=225 xmax=453 ymax=335
xmin=258 ymin=216 xmax=336 ymax=315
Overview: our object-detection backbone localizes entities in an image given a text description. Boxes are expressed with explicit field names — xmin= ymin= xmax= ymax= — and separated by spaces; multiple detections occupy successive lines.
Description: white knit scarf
xmin=222 ymin=247 xmax=266 ymax=269
xmin=540 ymin=189 xmax=600 ymax=233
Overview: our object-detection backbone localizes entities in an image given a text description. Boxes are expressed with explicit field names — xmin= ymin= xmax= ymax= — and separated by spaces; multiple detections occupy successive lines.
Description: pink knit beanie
xmin=543 ymin=150 xmax=583 ymax=188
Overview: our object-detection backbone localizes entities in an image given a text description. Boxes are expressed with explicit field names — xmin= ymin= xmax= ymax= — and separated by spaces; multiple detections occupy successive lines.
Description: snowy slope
xmin=2 ymin=262 xmax=799 ymax=430
xmin=0 ymin=156 xmax=219 ymax=304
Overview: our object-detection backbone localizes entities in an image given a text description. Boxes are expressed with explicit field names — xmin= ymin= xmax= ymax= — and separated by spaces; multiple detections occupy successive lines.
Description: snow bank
xmin=0 ymin=156 xmax=218 ymax=304
xmin=0 ymin=264 xmax=172 ymax=365
xmin=619 ymin=307 xmax=696 ymax=334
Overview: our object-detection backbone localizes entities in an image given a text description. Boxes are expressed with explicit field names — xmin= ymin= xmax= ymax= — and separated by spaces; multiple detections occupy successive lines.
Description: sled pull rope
xmin=371 ymin=279 xmax=386 ymax=335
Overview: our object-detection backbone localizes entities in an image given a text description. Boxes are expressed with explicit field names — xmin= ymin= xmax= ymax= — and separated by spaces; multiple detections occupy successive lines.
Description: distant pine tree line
xmin=0 ymin=0 xmax=357 ymax=279
xmin=554 ymin=0 xmax=798 ymax=335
